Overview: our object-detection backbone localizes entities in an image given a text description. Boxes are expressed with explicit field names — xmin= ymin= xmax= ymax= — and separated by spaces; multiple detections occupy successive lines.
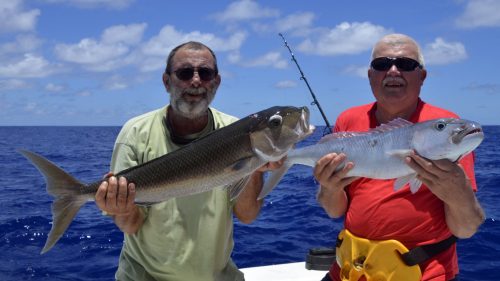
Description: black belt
xmin=401 ymin=235 xmax=457 ymax=266
xmin=335 ymin=235 xmax=457 ymax=266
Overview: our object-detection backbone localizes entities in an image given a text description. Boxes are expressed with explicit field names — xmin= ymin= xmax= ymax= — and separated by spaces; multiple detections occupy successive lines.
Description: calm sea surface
xmin=0 ymin=126 xmax=499 ymax=280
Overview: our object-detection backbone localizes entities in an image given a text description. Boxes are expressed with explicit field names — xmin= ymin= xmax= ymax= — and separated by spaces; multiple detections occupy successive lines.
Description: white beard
xmin=169 ymin=83 xmax=217 ymax=119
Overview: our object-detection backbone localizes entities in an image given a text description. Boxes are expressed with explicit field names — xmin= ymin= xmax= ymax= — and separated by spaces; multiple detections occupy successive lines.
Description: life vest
xmin=336 ymin=229 xmax=422 ymax=281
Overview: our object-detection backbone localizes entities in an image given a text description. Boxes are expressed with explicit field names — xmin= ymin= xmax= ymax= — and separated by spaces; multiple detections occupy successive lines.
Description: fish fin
xmin=373 ymin=118 xmax=413 ymax=133
xmin=18 ymin=149 xmax=86 ymax=254
xmin=135 ymin=202 xmax=154 ymax=207
xmin=258 ymin=161 xmax=292 ymax=200
xmin=229 ymin=156 xmax=253 ymax=172
xmin=318 ymin=119 xmax=413 ymax=144
xmin=393 ymin=174 xmax=422 ymax=193
xmin=409 ymin=178 xmax=423 ymax=194
xmin=45 ymin=195 xmax=87 ymax=254
xmin=386 ymin=149 xmax=412 ymax=158
xmin=393 ymin=174 xmax=414 ymax=191
xmin=318 ymin=132 xmax=361 ymax=143
xmin=228 ymin=176 xmax=252 ymax=201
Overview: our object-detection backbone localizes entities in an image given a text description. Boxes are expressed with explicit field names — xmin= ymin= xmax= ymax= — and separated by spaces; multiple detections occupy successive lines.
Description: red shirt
xmin=329 ymin=99 xmax=477 ymax=281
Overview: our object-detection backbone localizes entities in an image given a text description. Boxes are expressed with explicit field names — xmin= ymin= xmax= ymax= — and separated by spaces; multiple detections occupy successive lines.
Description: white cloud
xmin=54 ymin=23 xmax=146 ymax=71
xmin=45 ymin=83 xmax=65 ymax=92
xmin=343 ymin=65 xmax=369 ymax=78
xmin=23 ymin=102 xmax=45 ymax=115
xmin=141 ymin=25 xmax=246 ymax=56
xmin=463 ymin=82 xmax=500 ymax=95
xmin=77 ymin=90 xmax=91 ymax=97
xmin=456 ymin=0 xmax=500 ymax=28
xmin=227 ymin=51 xmax=241 ymax=64
xmin=0 ymin=79 xmax=30 ymax=90
xmin=297 ymin=22 xmax=392 ymax=56
xmin=0 ymin=0 xmax=40 ymax=33
xmin=211 ymin=0 xmax=279 ymax=23
xmin=0 ymin=34 xmax=42 ymax=56
xmin=275 ymin=12 xmax=315 ymax=32
xmin=0 ymin=53 xmax=55 ymax=78
xmin=55 ymin=38 xmax=129 ymax=64
xmin=423 ymin=37 xmax=467 ymax=65
xmin=240 ymin=52 xmax=288 ymax=69
xmin=275 ymin=80 xmax=297 ymax=89
xmin=103 ymin=75 xmax=129 ymax=90
xmin=42 ymin=0 xmax=134 ymax=9
xmin=102 ymin=23 xmax=147 ymax=45
xmin=137 ymin=25 xmax=247 ymax=72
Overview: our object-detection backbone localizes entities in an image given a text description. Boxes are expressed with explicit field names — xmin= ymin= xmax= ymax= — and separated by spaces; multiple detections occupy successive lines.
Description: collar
xmin=164 ymin=108 xmax=215 ymax=145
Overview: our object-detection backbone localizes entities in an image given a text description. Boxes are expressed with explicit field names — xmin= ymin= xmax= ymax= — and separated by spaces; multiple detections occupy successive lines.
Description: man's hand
xmin=314 ymin=153 xmax=358 ymax=218
xmin=405 ymin=151 xmax=467 ymax=202
xmin=405 ymin=151 xmax=485 ymax=237
xmin=95 ymin=176 xmax=136 ymax=216
xmin=314 ymin=153 xmax=358 ymax=192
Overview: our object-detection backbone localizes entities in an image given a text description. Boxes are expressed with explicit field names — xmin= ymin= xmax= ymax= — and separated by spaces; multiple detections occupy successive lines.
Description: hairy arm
xmin=314 ymin=153 xmax=358 ymax=218
xmin=406 ymin=153 xmax=485 ymax=238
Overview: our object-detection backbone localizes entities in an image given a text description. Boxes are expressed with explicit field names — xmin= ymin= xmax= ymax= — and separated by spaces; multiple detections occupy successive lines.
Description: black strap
xmin=335 ymin=235 xmax=457 ymax=267
xmin=401 ymin=235 xmax=457 ymax=266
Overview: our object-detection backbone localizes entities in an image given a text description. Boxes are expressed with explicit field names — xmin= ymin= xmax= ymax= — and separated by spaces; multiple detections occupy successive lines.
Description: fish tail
xmin=258 ymin=160 xmax=293 ymax=200
xmin=18 ymin=149 xmax=87 ymax=254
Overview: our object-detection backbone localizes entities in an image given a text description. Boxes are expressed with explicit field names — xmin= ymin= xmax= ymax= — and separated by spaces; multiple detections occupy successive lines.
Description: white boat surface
xmin=241 ymin=261 xmax=327 ymax=281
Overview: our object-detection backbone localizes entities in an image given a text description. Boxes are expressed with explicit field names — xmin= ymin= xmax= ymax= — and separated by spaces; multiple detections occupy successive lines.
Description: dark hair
xmin=165 ymin=41 xmax=218 ymax=75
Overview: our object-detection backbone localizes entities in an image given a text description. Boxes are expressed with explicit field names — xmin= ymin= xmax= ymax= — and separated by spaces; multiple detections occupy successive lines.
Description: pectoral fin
xmin=258 ymin=161 xmax=292 ymax=200
xmin=394 ymin=174 xmax=423 ymax=194
xmin=228 ymin=176 xmax=252 ymax=201
xmin=228 ymin=156 xmax=253 ymax=172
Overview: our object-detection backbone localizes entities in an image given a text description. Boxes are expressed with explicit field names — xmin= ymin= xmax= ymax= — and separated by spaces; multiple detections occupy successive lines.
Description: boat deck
xmin=241 ymin=262 xmax=327 ymax=281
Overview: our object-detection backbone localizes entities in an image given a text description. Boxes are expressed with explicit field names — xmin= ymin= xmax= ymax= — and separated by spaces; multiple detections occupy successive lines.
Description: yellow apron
xmin=336 ymin=229 xmax=422 ymax=281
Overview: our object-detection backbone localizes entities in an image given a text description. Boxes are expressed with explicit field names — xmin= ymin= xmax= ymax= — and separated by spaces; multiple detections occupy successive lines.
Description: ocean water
xmin=0 ymin=126 xmax=499 ymax=281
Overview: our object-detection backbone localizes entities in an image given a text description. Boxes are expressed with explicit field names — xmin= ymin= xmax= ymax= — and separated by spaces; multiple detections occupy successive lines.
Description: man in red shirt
xmin=315 ymin=34 xmax=484 ymax=281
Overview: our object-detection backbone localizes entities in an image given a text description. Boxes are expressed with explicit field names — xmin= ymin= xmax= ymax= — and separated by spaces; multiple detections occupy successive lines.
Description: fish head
xmin=412 ymin=118 xmax=484 ymax=161
xmin=248 ymin=106 xmax=314 ymax=161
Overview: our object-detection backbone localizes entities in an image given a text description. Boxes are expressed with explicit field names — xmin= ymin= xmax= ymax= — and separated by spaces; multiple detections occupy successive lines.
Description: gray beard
xmin=169 ymin=85 xmax=216 ymax=119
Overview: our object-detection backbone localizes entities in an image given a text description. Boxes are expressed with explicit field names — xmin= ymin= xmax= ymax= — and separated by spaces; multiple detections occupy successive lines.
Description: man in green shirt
xmin=95 ymin=41 xmax=282 ymax=281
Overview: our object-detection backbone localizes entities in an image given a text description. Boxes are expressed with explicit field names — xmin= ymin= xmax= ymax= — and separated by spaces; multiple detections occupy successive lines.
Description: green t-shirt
xmin=110 ymin=106 xmax=244 ymax=281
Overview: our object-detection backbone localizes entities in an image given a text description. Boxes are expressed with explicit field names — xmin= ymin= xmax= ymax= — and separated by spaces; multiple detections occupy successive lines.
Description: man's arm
xmin=233 ymin=160 xmax=284 ymax=224
xmin=406 ymin=153 xmax=485 ymax=238
xmin=95 ymin=176 xmax=144 ymax=234
xmin=314 ymin=153 xmax=358 ymax=218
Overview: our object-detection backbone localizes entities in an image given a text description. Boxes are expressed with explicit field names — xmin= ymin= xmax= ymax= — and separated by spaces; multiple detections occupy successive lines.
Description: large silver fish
xmin=259 ymin=118 xmax=484 ymax=199
xmin=20 ymin=105 xmax=314 ymax=254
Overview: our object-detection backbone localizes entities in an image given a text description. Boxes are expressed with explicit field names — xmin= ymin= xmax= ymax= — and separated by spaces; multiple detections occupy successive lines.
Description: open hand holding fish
xmin=259 ymin=118 xmax=484 ymax=199
xmin=20 ymin=105 xmax=314 ymax=254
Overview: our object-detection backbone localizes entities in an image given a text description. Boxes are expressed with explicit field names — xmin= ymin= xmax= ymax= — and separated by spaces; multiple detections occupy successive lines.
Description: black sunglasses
xmin=370 ymin=57 xmax=422 ymax=72
xmin=172 ymin=67 xmax=217 ymax=81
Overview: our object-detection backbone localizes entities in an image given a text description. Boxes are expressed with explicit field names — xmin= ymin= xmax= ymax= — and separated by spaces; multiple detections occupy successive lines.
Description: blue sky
xmin=1 ymin=0 xmax=499 ymax=126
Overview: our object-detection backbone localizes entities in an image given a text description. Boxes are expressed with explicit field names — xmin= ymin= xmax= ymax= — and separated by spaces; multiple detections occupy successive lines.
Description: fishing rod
xmin=279 ymin=33 xmax=332 ymax=134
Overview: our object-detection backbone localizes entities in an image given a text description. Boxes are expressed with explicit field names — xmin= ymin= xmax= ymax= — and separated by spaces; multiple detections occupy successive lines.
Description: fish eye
xmin=268 ymin=115 xmax=283 ymax=127
xmin=434 ymin=121 xmax=447 ymax=131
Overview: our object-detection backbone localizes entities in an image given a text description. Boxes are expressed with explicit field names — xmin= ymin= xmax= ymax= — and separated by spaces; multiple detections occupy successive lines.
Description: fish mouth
xmin=451 ymin=125 xmax=484 ymax=144
xmin=297 ymin=106 xmax=315 ymax=140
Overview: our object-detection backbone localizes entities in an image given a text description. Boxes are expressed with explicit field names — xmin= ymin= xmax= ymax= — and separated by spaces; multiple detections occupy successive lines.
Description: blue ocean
xmin=0 ymin=125 xmax=499 ymax=280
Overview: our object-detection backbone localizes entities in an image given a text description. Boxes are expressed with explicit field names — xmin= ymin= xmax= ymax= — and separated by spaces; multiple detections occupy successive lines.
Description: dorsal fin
xmin=372 ymin=118 xmax=413 ymax=133
xmin=318 ymin=118 xmax=413 ymax=144
xmin=319 ymin=131 xmax=362 ymax=143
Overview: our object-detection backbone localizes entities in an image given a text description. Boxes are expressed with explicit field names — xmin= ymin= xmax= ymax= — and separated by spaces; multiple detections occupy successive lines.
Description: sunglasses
xmin=172 ymin=67 xmax=217 ymax=81
xmin=370 ymin=57 xmax=422 ymax=72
